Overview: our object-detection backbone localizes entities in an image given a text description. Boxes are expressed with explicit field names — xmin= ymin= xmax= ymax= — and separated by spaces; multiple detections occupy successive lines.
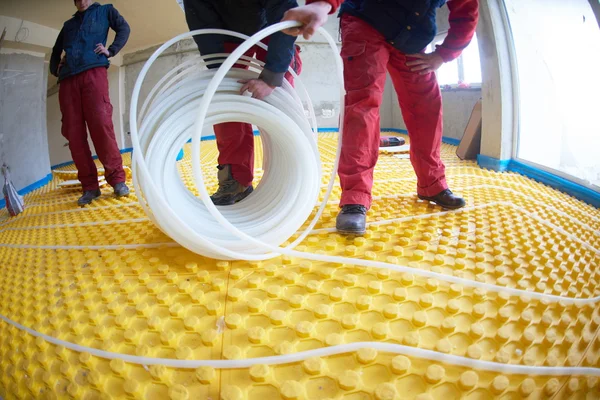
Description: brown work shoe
xmin=210 ymin=165 xmax=253 ymax=206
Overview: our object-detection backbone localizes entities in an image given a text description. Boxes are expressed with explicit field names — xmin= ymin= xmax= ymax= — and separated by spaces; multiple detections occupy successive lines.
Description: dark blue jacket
xmin=50 ymin=3 xmax=130 ymax=81
xmin=184 ymin=0 xmax=298 ymax=87
xmin=340 ymin=0 xmax=446 ymax=54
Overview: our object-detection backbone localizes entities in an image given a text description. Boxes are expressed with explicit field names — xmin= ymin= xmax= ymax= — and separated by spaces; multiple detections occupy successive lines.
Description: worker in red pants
xmin=50 ymin=0 xmax=131 ymax=206
xmin=286 ymin=0 xmax=479 ymax=234
xmin=184 ymin=0 xmax=335 ymax=206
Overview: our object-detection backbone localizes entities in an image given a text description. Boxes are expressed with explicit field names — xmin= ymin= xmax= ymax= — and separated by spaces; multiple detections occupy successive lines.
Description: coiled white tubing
xmin=130 ymin=22 xmax=334 ymax=261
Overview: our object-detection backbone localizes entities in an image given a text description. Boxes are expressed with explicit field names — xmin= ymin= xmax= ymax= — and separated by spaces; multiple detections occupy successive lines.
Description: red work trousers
xmin=214 ymin=42 xmax=302 ymax=187
xmin=339 ymin=15 xmax=448 ymax=209
xmin=59 ymin=67 xmax=125 ymax=191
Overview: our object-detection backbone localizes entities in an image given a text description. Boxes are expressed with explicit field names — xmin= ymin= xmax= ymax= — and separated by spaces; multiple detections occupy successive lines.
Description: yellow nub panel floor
xmin=1 ymin=132 xmax=600 ymax=400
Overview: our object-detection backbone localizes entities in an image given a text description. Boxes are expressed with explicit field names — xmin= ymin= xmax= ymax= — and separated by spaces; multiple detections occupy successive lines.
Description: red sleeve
xmin=435 ymin=0 xmax=479 ymax=62
xmin=306 ymin=0 xmax=341 ymax=14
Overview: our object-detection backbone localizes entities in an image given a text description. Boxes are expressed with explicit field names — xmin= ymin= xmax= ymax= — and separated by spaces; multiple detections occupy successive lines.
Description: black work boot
xmin=77 ymin=189 xmax=102 ymax=206
xmin=418 ymin=188 xmax=466 ymax=209
xmin=336 ymin=204 xmax=367 ymax=235
xmin=210 ymin=165 xmax=253 ymax=206
xmin=114 ymin=182 xmax=130 ymax=198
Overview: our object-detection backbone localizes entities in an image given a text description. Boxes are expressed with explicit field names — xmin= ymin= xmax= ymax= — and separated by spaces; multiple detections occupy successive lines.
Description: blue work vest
xmin=60 ymin=3 xmax=112 ymax=79
xmin=340 ymin=0 xmax=447 ymax=53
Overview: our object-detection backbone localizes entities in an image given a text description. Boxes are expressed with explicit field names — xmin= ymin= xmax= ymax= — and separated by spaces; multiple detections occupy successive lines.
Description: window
xmin=428 ymin=33 xmax=482 ymax=88
xmin=505 ymin=0 xmax=600 ymax=191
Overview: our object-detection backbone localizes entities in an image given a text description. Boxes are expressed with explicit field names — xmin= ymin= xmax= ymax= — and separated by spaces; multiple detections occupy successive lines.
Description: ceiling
xmin=0 ymin=0 xmax=187 ymax=52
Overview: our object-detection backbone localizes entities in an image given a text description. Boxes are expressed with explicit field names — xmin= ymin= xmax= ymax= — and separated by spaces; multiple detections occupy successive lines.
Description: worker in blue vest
xmin=50 ymin=0 xmax=131 ymax=206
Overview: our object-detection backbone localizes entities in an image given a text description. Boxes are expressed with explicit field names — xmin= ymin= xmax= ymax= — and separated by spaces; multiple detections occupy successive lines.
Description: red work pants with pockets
xmin=339 ymin=15 xmax=448 ymax=209
xmin=214 ymin=42 xmax=302 ymax=187
xmin=59 ymin=67 xmax=126 ymax=191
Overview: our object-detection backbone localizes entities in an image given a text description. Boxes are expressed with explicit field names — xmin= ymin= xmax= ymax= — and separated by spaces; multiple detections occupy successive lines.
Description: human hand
xmin=58 ymin=56 xmax=66 ymax=74
xmin=282 ymin=1 xmax=332 ymax=40
xmin=406 ymin=52 xmax=445 ymax=75
xmin=94 ymin=43 xmax=110 ymax=57
xmin=239 ymin=79 xmax=276 ymax=100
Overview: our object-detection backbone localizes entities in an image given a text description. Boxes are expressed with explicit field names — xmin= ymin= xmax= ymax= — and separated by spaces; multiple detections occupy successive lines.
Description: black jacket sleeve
xmin=107 ymin=5 xmax=131 ymax=57
xmin=184 ymin=0 xmax=225 ymax=64
xmin=259 ymin=0 xmax=299 ymax=86
xmin=50 ymin=28 xmax=65 ymax=77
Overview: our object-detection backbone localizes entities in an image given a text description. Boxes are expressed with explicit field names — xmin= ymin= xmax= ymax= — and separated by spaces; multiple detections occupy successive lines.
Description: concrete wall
xmin=46 ymin=64 xmax=126 ymax=167
xmin=0 ymin=15 xmax=60 ymax=50
xmin=440 ymin=90 xmax=482 ymax=141
xmin=391 ymin=88 xmax=482 ymax=141
xmin=109 ymin=65 xmax=127 ymax=150
xmin=0 ymin=51 xmax=51 ymax=191
xmin=46 ymin=91 xmax=71 ymax=167
xmin=476 ymin=0 xmax=516 ymax=161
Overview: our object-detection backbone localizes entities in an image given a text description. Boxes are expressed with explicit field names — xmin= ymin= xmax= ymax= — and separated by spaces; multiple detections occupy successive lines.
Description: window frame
xmin=429 ymin=32 xmax=482 ymax=90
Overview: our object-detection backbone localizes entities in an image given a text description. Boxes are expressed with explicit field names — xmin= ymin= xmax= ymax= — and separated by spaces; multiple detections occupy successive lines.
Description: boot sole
xmin=78 ymin=195 xmax=101 ymax=207
xmin=418 ymin=195 xmax=466 ymax=210
xmin=233 ymin=186 xmax=253 ymax=203
xmin=336 ymin=228 xmax=366 ymax=235
xmin=336 ymin=223 xmax=366 ymax=235
xmin=212 ymin=186 xmax=254 ymax=206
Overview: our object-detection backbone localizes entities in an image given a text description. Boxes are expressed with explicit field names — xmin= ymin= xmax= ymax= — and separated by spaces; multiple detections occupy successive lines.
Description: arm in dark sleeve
xmin=49 ymin=28 xmax=64 ymax=77
xmin=435 ymin=0 xmax=479 ymax=62
xmin=306 ymin=0 xmax=341 ymax=13
xmin=184 ymin=0 xmax=225 ymax=62
xmin=260 ymin=0 xmax=299 ymax=87
xmin=107 ymin=5 xmax=131 ymax=57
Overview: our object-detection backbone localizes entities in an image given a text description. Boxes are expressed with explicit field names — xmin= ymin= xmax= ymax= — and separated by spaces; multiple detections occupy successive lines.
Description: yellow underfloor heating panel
xmin=1 ymin=132 xmax=600 ymax=400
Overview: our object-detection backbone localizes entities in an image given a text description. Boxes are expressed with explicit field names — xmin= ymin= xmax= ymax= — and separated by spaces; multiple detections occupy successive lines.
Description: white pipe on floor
xmin=2 ymin=312 xmax=600 ymax=375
